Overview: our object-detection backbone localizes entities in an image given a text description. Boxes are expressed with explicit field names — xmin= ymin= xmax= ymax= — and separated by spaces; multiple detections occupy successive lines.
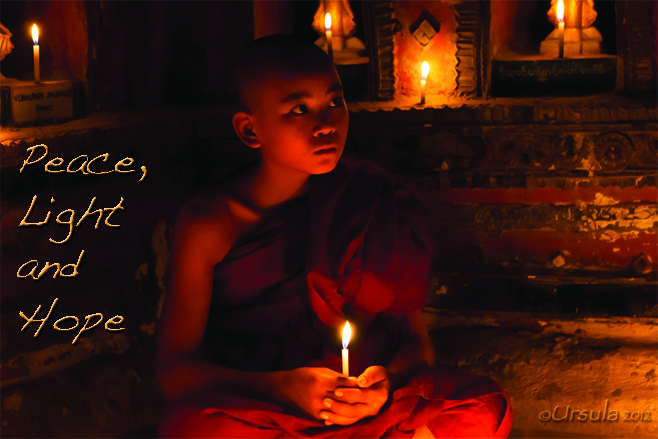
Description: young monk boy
xmin=157 ymin=34 xmax=512 ymax=438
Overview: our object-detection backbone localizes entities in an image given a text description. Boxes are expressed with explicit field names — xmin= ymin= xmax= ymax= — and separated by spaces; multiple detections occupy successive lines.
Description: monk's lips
xmin=314 ymin=147 xmax=337 ymax=155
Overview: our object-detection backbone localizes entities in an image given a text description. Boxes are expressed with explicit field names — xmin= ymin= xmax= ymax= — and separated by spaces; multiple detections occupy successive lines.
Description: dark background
xmin=1 ymin=1 xmax=656 ymax=438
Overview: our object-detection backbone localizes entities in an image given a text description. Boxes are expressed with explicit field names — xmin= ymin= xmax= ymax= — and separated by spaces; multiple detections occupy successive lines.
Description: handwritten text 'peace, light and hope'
xmin=16 ymin=144 xmax=148 ymax=344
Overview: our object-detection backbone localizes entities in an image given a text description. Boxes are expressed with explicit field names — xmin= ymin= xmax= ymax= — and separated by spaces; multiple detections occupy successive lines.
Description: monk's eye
xmin=290 ymin=105 xmax=309 ymax=115
xmin=329 ymin=96 xmax=344 ymax=107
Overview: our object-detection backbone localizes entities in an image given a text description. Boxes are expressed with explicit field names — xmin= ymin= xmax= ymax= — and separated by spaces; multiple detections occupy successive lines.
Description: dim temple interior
xmin=0 ymin=1 xmax=656 ymax=438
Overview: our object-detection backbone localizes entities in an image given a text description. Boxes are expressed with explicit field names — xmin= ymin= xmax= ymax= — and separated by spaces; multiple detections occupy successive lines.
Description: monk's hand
xmin=319 ymin=365 xmax=391 ymax=426
xmin=277 ymin=367 xmax=357 ymax=422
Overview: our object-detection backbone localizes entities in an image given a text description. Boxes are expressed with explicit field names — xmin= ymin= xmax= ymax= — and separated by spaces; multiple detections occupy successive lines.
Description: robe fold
xmin=160 ymin=158 xmax=512 ymax=438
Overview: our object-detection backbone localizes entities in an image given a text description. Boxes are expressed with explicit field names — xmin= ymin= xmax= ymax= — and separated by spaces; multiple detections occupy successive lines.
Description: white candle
xmin=32 ymin=24 xmax=40 ymax=83
xmin=325 ymin=13 xmax=333 ymax=61
xmin=420 ymin=62 xmax=429 ymax=105
xmin=557 ymin=0 xmax=565 ymax=58
xmin=342 ymin=321 xmax=351 ymax=376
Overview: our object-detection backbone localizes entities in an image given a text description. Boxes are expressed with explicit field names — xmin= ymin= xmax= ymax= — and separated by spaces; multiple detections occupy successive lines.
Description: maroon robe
xmin=159 ymin=158 xmax=512 ymax=438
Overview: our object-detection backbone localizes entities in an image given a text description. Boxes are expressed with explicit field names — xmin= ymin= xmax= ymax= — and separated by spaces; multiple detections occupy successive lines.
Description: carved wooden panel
xmin=454 ymin=1 xmax=489 ymax=97
xmin=616 ymin=0 xmax=657 ymax=93
xmin=362 ymin=1 xmax=401 ymax=100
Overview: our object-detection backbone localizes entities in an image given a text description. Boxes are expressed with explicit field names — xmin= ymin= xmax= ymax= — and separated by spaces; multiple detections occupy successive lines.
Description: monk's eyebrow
xmin=281 ymin=92 xmax=309 ymax=103
xmin=281 ymin=83 xmax=344 ymax=103
xmin=327 ymin=82 xmax=343 ymax=94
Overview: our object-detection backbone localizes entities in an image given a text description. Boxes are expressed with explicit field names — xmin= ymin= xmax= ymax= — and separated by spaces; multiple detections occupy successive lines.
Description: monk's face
xmin=249 ymin=65 xmax=349 ymax=176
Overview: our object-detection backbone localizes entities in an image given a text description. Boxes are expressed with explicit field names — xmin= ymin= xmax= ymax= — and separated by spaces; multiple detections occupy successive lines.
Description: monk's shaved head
xmin=231 ymin=34 xmax=336 ymax=112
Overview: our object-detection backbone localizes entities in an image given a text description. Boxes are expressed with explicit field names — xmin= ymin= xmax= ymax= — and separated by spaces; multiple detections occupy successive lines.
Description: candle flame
xmin=32 ymin=24 xmax=39 ymax=45
xmin=325 ymin=13 xmax=332 ymax=32
xmin=557 ymin=0 xmax=564 ymax=23
xmin=421 ymin=61 xmax=430 ymax=80
xmin=342 ymin=321 xmax=351 ymax=349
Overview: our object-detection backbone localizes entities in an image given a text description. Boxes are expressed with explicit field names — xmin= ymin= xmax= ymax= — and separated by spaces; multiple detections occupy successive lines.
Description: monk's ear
xmin=232 ymin=112 xmax=261 ymax=149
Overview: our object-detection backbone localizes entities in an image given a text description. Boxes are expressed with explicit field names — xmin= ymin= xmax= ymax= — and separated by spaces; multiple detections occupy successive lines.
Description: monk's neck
xmin=249 ymin=163 xmax=310 ymax=209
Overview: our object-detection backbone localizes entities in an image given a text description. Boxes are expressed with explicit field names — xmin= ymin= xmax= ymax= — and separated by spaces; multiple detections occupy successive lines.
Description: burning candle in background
xmin=420 ymin=61 xmax=429 ymax=105
xmin=342 ymin=321 xmax=351 ymax=376
xmin=557 ymin=0 xmax=565 ymax=58
xmin=325 ymin=13 xmax=333 ymax=61
xmin=32 ymin=24 xmax=40 ymax=83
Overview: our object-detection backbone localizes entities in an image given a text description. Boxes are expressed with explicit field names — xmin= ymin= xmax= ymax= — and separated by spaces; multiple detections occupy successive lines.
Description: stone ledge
xmin=0 ymin=108 xmax=196 ymax=167
xmin=423 ymin=308 xmax=657 ymax=342
xmin=348 ymin=94 xmax=658 ymax=125
xmin=407 ymin=173 xmax=658 ymax=191
xmin=0 ymin=341 xmax=159 ymax=438
xmin=423 ymin=308 xmax=658 ymax=438
xmin=427 ymin=269 xmax=657 ymax=318
xmin=432 ymin=269 xmax=658 ymax=288
xmin=0 ymin=330 xmax=131 ymax=389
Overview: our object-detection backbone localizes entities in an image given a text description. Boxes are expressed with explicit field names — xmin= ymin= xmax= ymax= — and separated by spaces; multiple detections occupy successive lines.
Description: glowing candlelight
xmin=557 ymin=0 xmax=565 ymax=58
xmin=420 ymin=61 xmax=429 ymax=105
xmin=32 ymin=24 xmax=40 ymax=83
xmin=325 ymin=13 xmax=333 ymax=61
xmin=342 ymin=321 xmax=351 ymax=376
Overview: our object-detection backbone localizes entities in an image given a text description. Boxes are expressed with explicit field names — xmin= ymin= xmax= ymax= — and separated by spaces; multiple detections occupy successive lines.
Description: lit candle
xmin=342 ymin=321 xmax=351 ymax=376
xmin=325 ymin=13 xmax=333 ymax=61
xmin=420 ymin=61 xmax=429 ymax=105
xmin=32 ymin=24 xmax=40 ymax=83
xmin=557 ymin=0 xmax=565 ymax=58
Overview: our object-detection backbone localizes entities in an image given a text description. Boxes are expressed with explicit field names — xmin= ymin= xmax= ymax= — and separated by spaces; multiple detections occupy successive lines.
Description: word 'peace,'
xmin=20 ymin=144 xmax=147 ymax=182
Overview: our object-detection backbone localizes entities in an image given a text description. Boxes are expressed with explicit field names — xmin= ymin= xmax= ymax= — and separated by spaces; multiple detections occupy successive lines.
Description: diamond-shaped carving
xmin=409 ymin=9 xmax=440 ymax=47
xmin=412 ymin=20 xmax=437 ymax=46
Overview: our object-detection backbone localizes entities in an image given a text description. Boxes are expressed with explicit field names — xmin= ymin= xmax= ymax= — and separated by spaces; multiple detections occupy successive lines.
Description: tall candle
xmin=420 ymin=62 xmax=429 ymax=105
xmin=342 ymin=321 xmax=351 ymax=376
xmin=325 ymin=13 xmax=333 ymax=61
xmin=557 ymin=0 xmax=565 ymax=58
xmin=32 ymin=24 xmax=40 ymax=83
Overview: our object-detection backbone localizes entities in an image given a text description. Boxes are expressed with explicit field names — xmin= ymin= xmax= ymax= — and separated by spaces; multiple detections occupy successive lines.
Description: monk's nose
xmin=313 ymin=111 xmax=335 ymax=137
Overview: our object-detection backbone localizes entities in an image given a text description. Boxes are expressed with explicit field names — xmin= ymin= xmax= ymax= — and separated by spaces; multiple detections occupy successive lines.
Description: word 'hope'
xmin=20 ymin=298 xmax=125 ymax=345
